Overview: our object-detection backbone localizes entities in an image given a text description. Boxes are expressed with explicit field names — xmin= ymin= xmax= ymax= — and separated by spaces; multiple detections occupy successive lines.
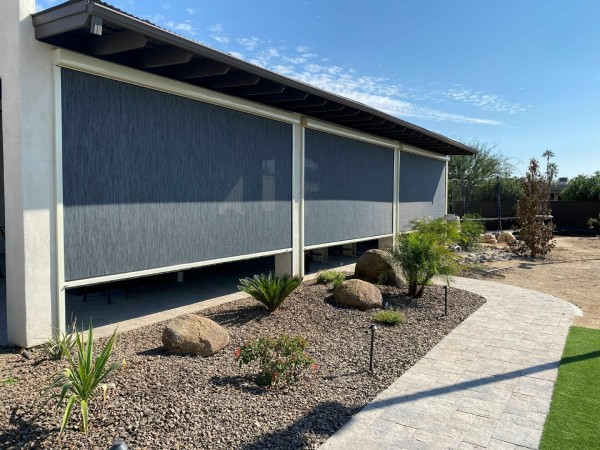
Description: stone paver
xmin=319 ymin=277 xmax=580 ymax=450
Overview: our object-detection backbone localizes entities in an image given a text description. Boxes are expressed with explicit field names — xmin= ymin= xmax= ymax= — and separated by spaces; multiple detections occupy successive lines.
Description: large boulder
xmin=333 ymin=279 xmax=383 ymax=310
xmin=480 ymin=233 xmax=497 ymax=244
xmin=162 ymin=314 xmax=229 ymax=356
xmin=355 ymin=249 xmax=406 ymax=287
xmin=497 ymin=231 xmax=517 ymax=244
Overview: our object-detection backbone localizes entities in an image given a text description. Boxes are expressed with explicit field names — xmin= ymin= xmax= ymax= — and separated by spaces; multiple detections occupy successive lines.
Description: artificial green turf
xmin=540 ymin=326 xmax=600 ymax=450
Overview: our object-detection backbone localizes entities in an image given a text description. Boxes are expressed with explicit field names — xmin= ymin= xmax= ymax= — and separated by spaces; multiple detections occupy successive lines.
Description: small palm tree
xmin=238 ymin=272 xmax=302 ymax=311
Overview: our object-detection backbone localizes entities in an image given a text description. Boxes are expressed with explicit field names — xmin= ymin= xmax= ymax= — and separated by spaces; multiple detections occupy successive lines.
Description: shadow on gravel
xmin=322 ymin=370 xmax=370 ymax=381
xmin=210 ymin=375 xmax=267 ymax=395
xmin=240 ymin=401 xmax=355 ymax=450
xmin=136 ymin=347 xmax=166 ymax=357
xmin=0 ymin=407 xmax=55 ymax=448
xmin=205 ymin=307 xmax=271 ymax=327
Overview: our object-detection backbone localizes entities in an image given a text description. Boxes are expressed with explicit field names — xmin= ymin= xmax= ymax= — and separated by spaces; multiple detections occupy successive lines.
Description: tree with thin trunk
xmin=542 ymin=149 xmax=556 ymax=185
xmin=449 ymin=140 xmax=514 ymax=213
xmin=513 ymin=159 xmax=556 ymax=258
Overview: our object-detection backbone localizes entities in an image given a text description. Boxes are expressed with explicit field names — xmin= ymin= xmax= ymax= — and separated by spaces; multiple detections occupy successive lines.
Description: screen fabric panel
xmin=399 ymin=151 xmax=447 ymax=231
xmin=61 ymin=69 xmax=292 ymax=281
xmin=304 ymin=129 xmax=394 ymax=247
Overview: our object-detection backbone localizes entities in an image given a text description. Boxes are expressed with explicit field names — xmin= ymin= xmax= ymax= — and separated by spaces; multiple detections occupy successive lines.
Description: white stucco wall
xmin=0 ymin=0 xmax=57 ymax=347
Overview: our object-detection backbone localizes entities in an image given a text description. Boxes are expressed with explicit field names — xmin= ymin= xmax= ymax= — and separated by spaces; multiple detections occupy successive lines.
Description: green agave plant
xmin=36 ymin=322 xmax=119 ymax=435
xmin=238 ymin=272 xmax=302 ymax=311
xmin=42 ymin=320 xmax=78 ymax=361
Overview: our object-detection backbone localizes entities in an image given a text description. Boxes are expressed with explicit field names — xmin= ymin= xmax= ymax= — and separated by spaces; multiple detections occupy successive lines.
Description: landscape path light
xmin=369 ymin=323 xmax=378 ymax=372
xmin=109 ymin=438 xmax=128 ymax=450
xmin=444 ymin=285 xmax=449 ymax=316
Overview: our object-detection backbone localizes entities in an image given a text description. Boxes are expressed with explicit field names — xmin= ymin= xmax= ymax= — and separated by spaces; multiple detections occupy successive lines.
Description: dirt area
xmin=483 ymin=236 xmax=600 ymax=329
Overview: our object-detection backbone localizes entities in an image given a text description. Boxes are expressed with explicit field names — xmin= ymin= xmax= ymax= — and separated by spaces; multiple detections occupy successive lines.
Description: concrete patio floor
xmin=65 ymin=253 xmax=359 ymax=340
xmin=319 ymin=277 xmax=581 ymax=450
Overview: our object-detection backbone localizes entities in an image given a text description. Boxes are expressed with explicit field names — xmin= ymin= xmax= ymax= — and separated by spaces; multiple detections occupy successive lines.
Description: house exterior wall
xmin=0 ymin=0 xmax=57 ymax=347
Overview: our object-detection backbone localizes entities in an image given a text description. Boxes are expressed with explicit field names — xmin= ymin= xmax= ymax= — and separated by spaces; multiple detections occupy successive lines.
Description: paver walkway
xmin=320 ymin=277 xmax=581 ymax=450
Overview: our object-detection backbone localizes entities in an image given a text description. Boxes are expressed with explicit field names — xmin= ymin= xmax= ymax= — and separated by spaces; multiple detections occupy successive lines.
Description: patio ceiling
xmin=32 ymin=0 xmax=477 ymax=156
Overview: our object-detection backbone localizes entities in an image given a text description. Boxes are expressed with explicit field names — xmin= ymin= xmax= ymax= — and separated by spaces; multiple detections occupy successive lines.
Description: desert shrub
xmin=390 ymin=228 xmax=458 ymax=298
xmin=409 ymin=217 xmax=461 ymax=245
xmin=238 ymin=272 xmax=302 ymax=312
xmin=513 ymin=159 xmax=556 ymax=258
xmin=587 ymin=217 xmax=600 ymax=230
xmin=234 ymin=335 xmax=315 ymax=387
xmin=373 ymin=309 xmax=404 ymax=325
xmin=316 ymin=270 xmax=345 ymax=288
xmin=42 ymin=321 xmax=78 ymax=361
xmin=36 ymin=323 xmax=119 ymax=435
xmin=460 ymin=214 xmax=485 ymax=250
xmin=561 ymin=172 xmax=600 ymax=201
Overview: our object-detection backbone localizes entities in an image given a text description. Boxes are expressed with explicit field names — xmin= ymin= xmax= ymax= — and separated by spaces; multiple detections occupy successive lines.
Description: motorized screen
xmin=61 ymin=69 xmax=292 ymax=281
xmin=399 ymin=151 xmax=447 ymax=230
xmin=304 ymin=129 xmax=394 ymax=247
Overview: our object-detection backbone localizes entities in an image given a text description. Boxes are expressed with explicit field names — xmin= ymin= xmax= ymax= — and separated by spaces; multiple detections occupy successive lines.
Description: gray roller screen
xmin=61 ymin=69 xmax=292 ymax=281
xmin=304 ymin=129 xmax=394 ymax=247
xmin=399 ymin=151 xmax=447 ymax=230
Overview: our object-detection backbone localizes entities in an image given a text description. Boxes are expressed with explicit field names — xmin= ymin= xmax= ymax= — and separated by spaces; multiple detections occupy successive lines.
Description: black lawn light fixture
xmin=444 ymin=285 xmax=449 ymax=316
xmin=109 ymin=438 xmax=129 ymax=450
xmin=369 ymin=323 xmax=378 ymax=372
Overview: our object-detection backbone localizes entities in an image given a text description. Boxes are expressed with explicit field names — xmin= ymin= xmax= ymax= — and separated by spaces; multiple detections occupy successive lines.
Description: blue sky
xmin=38 ymin=0 xmax=600 ymax=178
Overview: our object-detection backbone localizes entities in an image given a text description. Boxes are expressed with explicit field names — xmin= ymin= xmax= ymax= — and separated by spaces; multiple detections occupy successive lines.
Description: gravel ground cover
xmin=0 ymin=281 xmax=485 ymax=450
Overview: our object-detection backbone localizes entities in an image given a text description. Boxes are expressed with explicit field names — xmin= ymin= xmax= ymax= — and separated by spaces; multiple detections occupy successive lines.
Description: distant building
xmin=550 ymin=177 xmax=569 ymax=201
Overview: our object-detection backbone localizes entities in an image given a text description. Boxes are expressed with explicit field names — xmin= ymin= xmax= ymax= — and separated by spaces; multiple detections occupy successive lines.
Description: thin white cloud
xmin=143 ymin=13 xmax=166 ymax=25
xmin=431 ymin=88 xmax=527 ymax=114
xmin=212 ymin=35 xmax=230 ymax=44
xmin=229 ymin=51 xmax=244 ymax=60
xmin=186 ymin=8 xmax=198 ymax=15
xmin=220 ymin=41 xmax=505 ymax=125
xmin=132 ymin=10 xmax=517 ymax=126
xmin=237 ymin=37 xmax=261 ymax=51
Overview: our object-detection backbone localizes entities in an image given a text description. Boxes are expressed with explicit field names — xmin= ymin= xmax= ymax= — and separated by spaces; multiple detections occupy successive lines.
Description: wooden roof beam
xmin=90 ymin=30 xmax=148 ymax=55
xmin=178 ymin=60 xmax=230 ymax=79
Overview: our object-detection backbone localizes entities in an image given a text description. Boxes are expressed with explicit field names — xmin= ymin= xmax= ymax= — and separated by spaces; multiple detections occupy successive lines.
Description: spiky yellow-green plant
xmin=36 ymin=322 xmax=119 ymax=435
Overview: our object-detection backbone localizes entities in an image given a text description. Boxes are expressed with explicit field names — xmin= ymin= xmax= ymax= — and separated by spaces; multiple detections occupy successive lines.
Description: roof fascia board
xmin=82 ymin=1 xmax=475 ymax=155
xmin=305 ymin=118 xmax=399 ymax=149
xmin=54 ymin=48 xmax=301 ymax=125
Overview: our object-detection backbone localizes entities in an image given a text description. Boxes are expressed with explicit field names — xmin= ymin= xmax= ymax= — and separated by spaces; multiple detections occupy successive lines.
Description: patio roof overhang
xmin=32 ymin=0 xmax=477 ymax=156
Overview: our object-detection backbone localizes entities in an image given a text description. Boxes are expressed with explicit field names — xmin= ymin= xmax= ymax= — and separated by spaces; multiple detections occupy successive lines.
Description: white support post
xmin=291 ymin=121 xmax=305 ymax=277
xmin=274 ymin=252 xmax=293 ymax=277
xmin=378 ymin=237 xmax=393 ymax=250
xmin=445 ymin=159 xmax=449 ymax=215
xmin=393 ymin=145 xmax=400 ymax=241
xmin=0 ymin=0 xmax=57 ymax=347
